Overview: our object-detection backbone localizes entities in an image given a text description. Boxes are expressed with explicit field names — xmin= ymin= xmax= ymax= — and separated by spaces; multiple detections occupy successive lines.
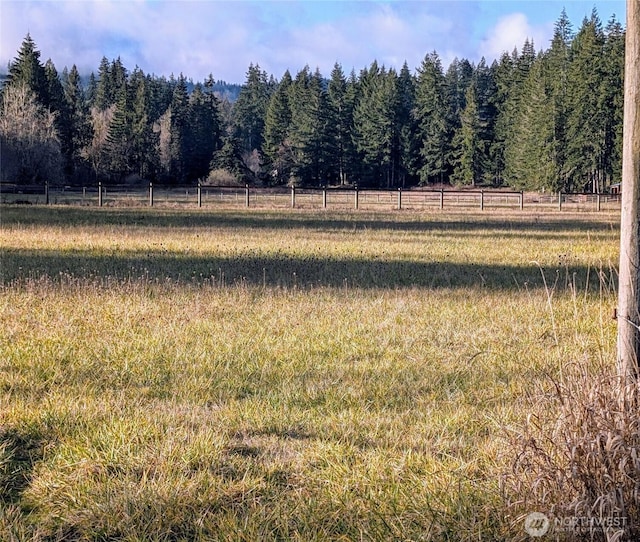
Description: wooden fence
xmin=0 ymin=183 xmax=622 ymax=212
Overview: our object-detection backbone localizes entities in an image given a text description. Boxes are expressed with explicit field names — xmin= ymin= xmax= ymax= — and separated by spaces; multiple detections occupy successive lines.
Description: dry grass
xmin=0 ymin=205 xmax=624 ymax=540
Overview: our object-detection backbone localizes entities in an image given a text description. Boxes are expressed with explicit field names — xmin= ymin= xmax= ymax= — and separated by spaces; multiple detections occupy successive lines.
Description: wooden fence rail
xmin=0 ymin=183 xmax=622 ymax=212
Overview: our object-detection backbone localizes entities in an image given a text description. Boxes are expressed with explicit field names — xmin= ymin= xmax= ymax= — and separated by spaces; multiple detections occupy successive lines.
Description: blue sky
xmin=0 ymin=1 xmax=626 ymax=83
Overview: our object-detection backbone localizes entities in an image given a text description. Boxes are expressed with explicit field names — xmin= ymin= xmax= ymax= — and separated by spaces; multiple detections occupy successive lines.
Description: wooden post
xmin=354 ymin=186 xmax=359 ymax=210
xmin=45 ymin=181 xmax=49 ymax=205
xmin=149 ymin=182 xmax=154 ymax=207
xmin=397 ymin=188 xmax=402 ymax=210
xmin=322 ymin=187 xmax=327 ymax=209
xmin=520 ymin=191 xmax=524 ymax=210
xmin=439 ymin=189 xmax=444 ymax=210
xmin=197 ymin=183 xmax=202 ymax=208
xmin=617 ymin=0 xmax=640 ymax=380
xmin=98 ymin=182 xmax=103 ymax=207
xmin=480 ymin=190 xmax=484 ymax=211
xmin=245 ymin=184 xmax=250 ymax=208
xmin=597 ymin=193 xmax=601 ymax=212
xmin=558 ymin=192 xmax=562 ymax=211
xmin=291 ymin=186 xmax=296 ymax=208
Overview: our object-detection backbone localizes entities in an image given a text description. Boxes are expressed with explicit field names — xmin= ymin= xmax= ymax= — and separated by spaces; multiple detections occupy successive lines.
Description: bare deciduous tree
xmin=83 ymin=105 xmax=114 ymax=182
xmin=0 ymin=84 xmax=62 ymax=184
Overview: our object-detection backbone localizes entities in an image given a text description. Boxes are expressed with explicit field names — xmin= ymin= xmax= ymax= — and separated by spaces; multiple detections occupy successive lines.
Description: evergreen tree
xmin=352 ymin=62 xmax=402 ymax=187
xmin=6 ymin=34 xmax=48 ymax=106
xmin=545 ymin=8 xmax=573 ymax=190
xmin=263 ymin=70 xmax=293 ymax=184
xmin=168 ymin=75 xmax=190 ymax=183
xmin=506 ymin=55 xmax=556 ymax=190
xmin=129 ymin=68 xmax=159 ymax=180
xmin=233 ymin=64 xmax=270 ymax=161
xmin=396 ymin=62 xmax=417 ymax=187
xmin=104 ymin=85 xmax=133 ymax=181
xmin=502 ymin=40 xmax=538 ymax=187
xmin=94 ymin=57 xmax=113 ymax=110
xmin=187 ymin=76 xmax=223 ymax=182
xmin=451 ymin=83 xmax=485 ymax=186
xmin=288 ymin=66 xmax=331 ymax=185
xmin=63 ymin=65 xmax=93 ymax=181
xmin=414 ymin=52 xmax=449 ymax=185
xmin=44 ymin=59 xmax=73 ymax=175
xmin=565 ymin=10 xmax=606 ymax=192
xmin=489 ymin=52 xmax=515 ymax=186
xmin=328 ymin=66 xmax=359 ymax=185
xmin=601 ymin=15 xmax=625 ymax=186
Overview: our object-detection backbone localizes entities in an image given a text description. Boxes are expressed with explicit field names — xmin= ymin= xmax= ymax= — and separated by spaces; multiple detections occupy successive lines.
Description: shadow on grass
xmin=0 ymin=426 xmax=49 ymax=505
xmin=1 ymin=247 xmax=616 ymax=292
xmin=0 ymin=205 xmax=620 ymax=239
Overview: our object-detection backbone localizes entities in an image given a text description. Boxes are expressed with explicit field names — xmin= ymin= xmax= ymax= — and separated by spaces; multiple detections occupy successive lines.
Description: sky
xmin=0 ymin=0 xmax=627 ymax=84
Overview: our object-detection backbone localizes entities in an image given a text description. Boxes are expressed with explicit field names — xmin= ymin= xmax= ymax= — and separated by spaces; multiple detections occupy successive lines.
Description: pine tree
xmin=44 ymin=59 xmax=73 ymax=176
xmin=104 ymin=85 xmax=133 ymax=182
xmin=490 ymin=52 xmax=516 ymax=186
xmin=415 ymin=52 xmax=448 ymax=185
xmin=451 ymin=83 xmax=485 ymax=186
xmin=545 ymin=8 xmax=573 ymax=190
xmin=601 ymin=15 xmax=625 ymax=187
xmin=263 ymin=70 xmax=293 ymax=184
xmin=94 ymin=57 xmax=113 ymax=110
xmin=288 ymin=66 xmax=331 ymax=185
xmin=187 ymin=77 xmax=223 ymax=182
xmin=6 ymin=34 xmax=48 ymax=106
xmin=396 ymin=62 xmax=417 ymax=187
xmin=168 ymin=75 xmax=190 ymax=183
xmin=233 ymin=64 xmax=270 ymax=160
xmin=352 ymin=62 xmax=401 ymax=187
xmin=129 ymin=68 xmax=159 ymax=180
xmin=565 ymin=10 xmax=606 ymax=192
xmin=63 ymin=65 xmax=93 ymax=180
xmin=502 ymin=40 xmax=538 ymax=187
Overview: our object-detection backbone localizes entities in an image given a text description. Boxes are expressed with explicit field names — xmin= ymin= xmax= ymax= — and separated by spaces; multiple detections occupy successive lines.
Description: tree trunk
xmin=617 ymin=0 xmax=640 ymax=380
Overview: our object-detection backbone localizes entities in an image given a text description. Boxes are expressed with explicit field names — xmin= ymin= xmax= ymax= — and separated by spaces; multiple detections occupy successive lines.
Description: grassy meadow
xmin=0 ymin=205 xmax=621 ymax=540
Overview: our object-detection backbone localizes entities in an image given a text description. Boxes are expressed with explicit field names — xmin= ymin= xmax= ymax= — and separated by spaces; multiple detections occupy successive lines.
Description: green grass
xmin=0 ymin=206 xmax=620 ymax=540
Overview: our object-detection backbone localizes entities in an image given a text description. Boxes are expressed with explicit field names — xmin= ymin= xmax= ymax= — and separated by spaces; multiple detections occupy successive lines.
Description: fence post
xmin=597 ymin=193 xmax=601 ymax=212
xmin=480 ymin=190 xmax=484 ymax=211
xmin=397 ymin=188 xmax=402 ymax=210
xmin=354 ymin=186 xmax=359 ymax=210
xmin=520 ymin=191 xmax=524 ymax=210
xmin=45 ymin=181 xmax=49 ymax=205
xmin=149 ymin=182 xmax=154 ymax=207
xmin=439 ymin=189 xmax=444 ymax=210
xmin=245 ymin=184 xmax=250 ymax=208
xmin=197 ymin=183 xmax=202 ymax=208
xmin=322 ymin=187 xmax=327 ymax=209
xmin=558 ymin=192 xmax=562 ymax=211
xmin=291 ymin=186 xmax=296 ymax=208
xmin=98 ymin=182 xmax=103 ymax=207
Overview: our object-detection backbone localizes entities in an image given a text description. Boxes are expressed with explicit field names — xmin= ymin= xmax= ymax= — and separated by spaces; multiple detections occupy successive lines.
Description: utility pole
xmin=617 ymin=0 xmax=640 ymax=380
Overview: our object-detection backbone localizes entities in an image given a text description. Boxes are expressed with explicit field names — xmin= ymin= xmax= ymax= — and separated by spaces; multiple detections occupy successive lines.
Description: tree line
xmin=0 ymin=8 xmax=625 ymax=193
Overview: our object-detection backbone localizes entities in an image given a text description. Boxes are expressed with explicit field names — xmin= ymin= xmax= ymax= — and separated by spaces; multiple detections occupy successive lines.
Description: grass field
xmin=0 ymin=206 xmax=621 ymax=540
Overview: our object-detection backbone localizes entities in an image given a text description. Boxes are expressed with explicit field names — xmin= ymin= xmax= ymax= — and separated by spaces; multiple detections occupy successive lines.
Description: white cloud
xmin=479 ymin=12 xmax=553 ymax=60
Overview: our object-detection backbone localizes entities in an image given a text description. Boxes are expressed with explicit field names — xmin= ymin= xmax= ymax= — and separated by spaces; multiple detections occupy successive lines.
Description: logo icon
xmin=524 ymin=512 xmax=550 ymax=537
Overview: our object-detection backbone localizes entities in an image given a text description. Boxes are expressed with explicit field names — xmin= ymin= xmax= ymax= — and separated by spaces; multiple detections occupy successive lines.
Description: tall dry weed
xmin=502 ymin=363 xmax=640 ymax=541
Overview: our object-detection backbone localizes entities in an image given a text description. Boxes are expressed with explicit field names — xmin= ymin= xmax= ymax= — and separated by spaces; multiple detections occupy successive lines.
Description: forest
xmin=0 ymin=8 xmax=626 ymax=193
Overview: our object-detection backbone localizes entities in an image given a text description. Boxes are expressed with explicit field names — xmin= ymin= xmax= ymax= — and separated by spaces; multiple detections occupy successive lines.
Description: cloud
xmin=479 ymin=12 xmax=553 ymax=59
xmin=0 ymin=1 xmax=605 ymax=84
